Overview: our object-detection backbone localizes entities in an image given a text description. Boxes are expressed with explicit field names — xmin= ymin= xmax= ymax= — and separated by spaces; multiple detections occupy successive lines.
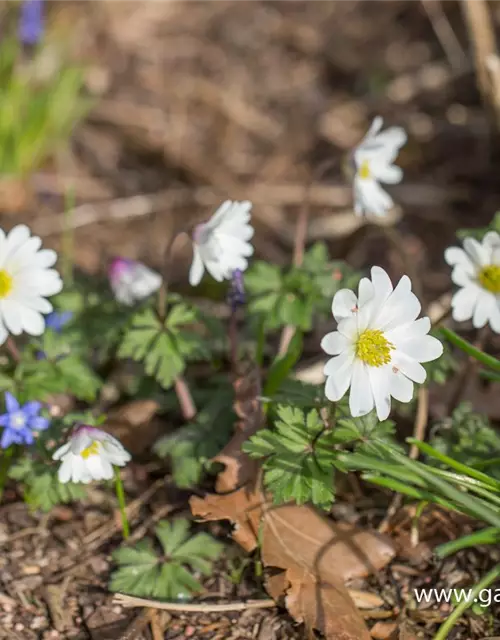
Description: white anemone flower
xmin=445 ymin=231 xmax=500 ymax=333
xmin=189 ymin=200 xmax=254 ymax=286
xmin=53 ymin=425 xmax=131 ymax=484
xmin=353 ymin=117 xmax=407 ymax=217
xmin=321 ymin=266 xmax=443 ymax=421
xmin=0 ymin=224 xmax=62 ymax=344
xmin=109 ymin=257 xmax=162 ymax=306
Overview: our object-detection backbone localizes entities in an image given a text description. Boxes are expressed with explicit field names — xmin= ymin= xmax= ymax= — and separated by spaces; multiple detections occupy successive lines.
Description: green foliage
xmin=118 ymin=303 xmax=212 ymax=390
xmin=109 ymin=519 xmax=223 ymax=600
xmin=0 ymin=37 xmax=89 ymax=176
xmin=425 ymin=329 xmax=458 ymax=385
xmin=153 ymin=387 xmax=235 ymax=488
xmin=244 ymin=406 xmax=337 ymax=509
xmin=244 ymin=404 xmax=400 ymax=510
xmin=429 ymin=404 xmax=500 ymax=479
xmin=245 ymin=243 xmax=360 ymax=331
xmin=8 ymin=456 xmax=86 ymax=512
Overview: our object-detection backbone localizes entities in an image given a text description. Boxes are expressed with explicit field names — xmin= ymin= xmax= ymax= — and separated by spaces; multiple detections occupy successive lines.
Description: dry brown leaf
xmin=370 ymin=621 xmax=398 ymax=639
xmin=285 ymin=566 xmax=371 ymax=640
xmin=104 ymin=399 xmax=161 ymax=455
xmin=190 ymin=485 xmax=396 ymax=640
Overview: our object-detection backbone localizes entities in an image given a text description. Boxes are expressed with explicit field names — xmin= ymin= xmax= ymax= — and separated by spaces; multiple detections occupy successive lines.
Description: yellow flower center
xmin=356 ymin=329 xmax=394 ymax=367
xmin=478 ymin=265 xmax=500 ymax=294
xmin=358 ymin=160 xmax=371 ymax=180
xmin=0 ymin=270 xmax=13 ymax=298
xmin=80 ymin=441 xmax=100 ymax=459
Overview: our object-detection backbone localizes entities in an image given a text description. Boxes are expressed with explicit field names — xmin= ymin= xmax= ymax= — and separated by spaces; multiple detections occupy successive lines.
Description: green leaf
xmin=119 ymin=304 xmax=211 ymax=390
xmin=109 ymin=519 xmax=223 ymax=600
xmin=263 ymin=331 xmax=303 ymax=399
xmin=8 ymin=457 xmax=87 ymax=512
xmin=243 ymin=405 xmax=336 ymax=509
xmin=436 ymin=527 xmax=500 ymax=558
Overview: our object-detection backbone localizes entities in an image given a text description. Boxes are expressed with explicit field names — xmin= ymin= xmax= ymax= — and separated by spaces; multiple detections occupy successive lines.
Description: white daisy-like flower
xmin=0 ymin=224 xmax=62 ymax=344
xmin=445 ymin=231 xmax=500 ymax=333
xmin=321 ymin=266 xmax=443 ymax=421
xmin=53 ymin=425 xmax=131 ymax=484
xmin=352 ymin=117 xmax=407 ymax=217
xmin=109 ymin=257 xmax=162 ymax=306
xmin=189 ymin=200 xmax=254 ymax=286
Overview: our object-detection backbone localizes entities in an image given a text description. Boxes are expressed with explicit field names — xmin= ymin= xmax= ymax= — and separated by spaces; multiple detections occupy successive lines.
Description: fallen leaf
xmin=348 ymin=589 xmax=385 ymax=610
xmin=286 ymin=566 xmax=371 ymax=640
xmin=370 ymin=621 xmax=398 ymax=639
xmin=105 ymin=399 xmax=161 ymax=455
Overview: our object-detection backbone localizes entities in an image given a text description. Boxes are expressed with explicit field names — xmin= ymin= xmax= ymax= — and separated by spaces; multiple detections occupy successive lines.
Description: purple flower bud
xmin=19 ymin=0 xmax=44 ymax=47
xmin=108 ymin=257 xmax=162 ymax=306
xmin=227 ymin=269 xmax=245 ymax=312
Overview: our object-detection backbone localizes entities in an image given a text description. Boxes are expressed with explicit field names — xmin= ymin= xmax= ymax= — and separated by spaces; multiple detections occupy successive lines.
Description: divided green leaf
xmin=109 ymin=519 xmax=223 ymax=600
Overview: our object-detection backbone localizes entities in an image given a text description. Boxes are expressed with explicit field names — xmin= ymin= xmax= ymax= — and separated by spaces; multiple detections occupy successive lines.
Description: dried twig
xmin=421 ymin=0 xmax=468 ymax=72
xmin=409 ymin=386 xmax=430 ymax=460
xmin=461 ymin=0 xmax=500 ymax=128
xmin=113 ymin=593 xmax=276 ymax=613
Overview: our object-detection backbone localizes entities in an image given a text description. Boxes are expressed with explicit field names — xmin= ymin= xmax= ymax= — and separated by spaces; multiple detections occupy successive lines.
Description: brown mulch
xmin=2 ymin=1 xmax=500 ymax=638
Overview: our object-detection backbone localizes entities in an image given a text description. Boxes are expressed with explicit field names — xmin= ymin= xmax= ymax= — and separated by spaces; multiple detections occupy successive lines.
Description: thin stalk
xmin=0 ymin=446 xmax=15 ymax=501
xmin=174 ymin=376 xmax=196 ymax=421
xmin=5 ymin=336 xmax=20 ymax=363
xmin=434 ymin=563 xmax=500 ymax=640
xmin=62 ymin=185 xmax=75 ymax=286
xmin=114 ymin=467 xmax=129 ymax=539
xmin=440 ymin=327 xmax=500 ymax=372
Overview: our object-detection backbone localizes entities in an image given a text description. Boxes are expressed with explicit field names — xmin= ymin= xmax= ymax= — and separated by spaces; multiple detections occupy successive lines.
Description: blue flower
xmin=0 ymin=392 xmax=50 ymax=449
xmin=18 ymin=0 xmax=44 ymax=46
xmin=45 ymin=311 xmax=73 ymax=333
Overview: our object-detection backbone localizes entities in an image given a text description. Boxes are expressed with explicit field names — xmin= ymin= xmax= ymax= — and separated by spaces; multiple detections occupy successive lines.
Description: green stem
xmin=433 ymin=563 xmax=500 ymax=640
xmin=114 ymin=467 xmax=129 ymax=539
xmin=440 ymin=327 xmax=500 ymax=372
xmin=62 ymin=185 xmax=75 ymax=286
xmin=0 ymin=446 xmax=15 ymax=501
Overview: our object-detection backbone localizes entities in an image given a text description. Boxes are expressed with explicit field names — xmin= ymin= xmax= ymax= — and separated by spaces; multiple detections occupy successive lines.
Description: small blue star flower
xmin=0 ymin=392 xmax=50 ymax=449
xmin=18 ymin=0 xmax=44 ymax=47
xmin=45 ymin=311 xmax=73 ymax=333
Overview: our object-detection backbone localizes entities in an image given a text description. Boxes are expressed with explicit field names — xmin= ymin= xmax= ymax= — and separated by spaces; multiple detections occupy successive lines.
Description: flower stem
xmin=5 ymin=337 xmax=20 ymax=363
xmin=434 ymin=563 xmax=500 ymax=640
xmin=114 ymin=467 xmax=129 ymax=539
xmin=174 ymin=376 xmax=197 ymax=421
xmin=0 ymin=446 xmax=15 ymax=502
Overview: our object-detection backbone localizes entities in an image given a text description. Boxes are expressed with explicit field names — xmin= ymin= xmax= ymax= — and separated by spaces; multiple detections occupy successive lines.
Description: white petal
xmin=392 ymin=352 xmax=427 ymax=384
xmin=324 ymin=352 xmax=355 ymax=401
xmin=472 ymin=292 xmax=495 ymax=329
xmin=389 ymin=370 xmax=414 ymax=403
xmin=368 ymin=365 xmax=392 ymax=421
xmin=450 ymin=287 xmax=478 ymax=322
xmin=53 ymin=442 xmax=71 ymax=461
xmin=189 ymin=245 xmax=205 ymax=286
xmin=332 ymin=289 xmax=358 ymax=322
xmin=386 ymin=316 xmax=431 ymax=346
xmin=371 ymin=163 xmax=403 ymax=184
xmin=354 ymin=177 xmax=394 ymax=217
xmin=358 ymin=277 xmax=374 ymax=307
xmin=0 ymin=300 xmax=23 ymax=335
xmin=463 ymin=237 xmax=488 ymax=266
xmin=321 ymin=331 xmax=349 ymax=356
xmin=324 ymin=349 xmax=355 ymax=377
xmin=396 ymin=335 xmax=443 ymax=363
xmin=349 ymin=359 xmax=374 ymax=417
xmin=445 ymin=247 xmax=475 ymax=274
xmin=451 ymin=266 xmax=475 ymax=287
xmin=58 ymin=456 xmax=73 ymax=484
